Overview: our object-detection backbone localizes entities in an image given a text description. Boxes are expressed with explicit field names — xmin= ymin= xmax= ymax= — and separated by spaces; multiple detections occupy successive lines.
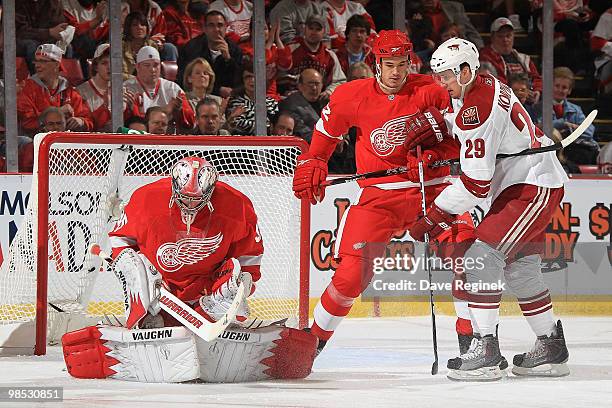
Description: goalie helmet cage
xmin=0 ymin=132 xmax=310 ymax=355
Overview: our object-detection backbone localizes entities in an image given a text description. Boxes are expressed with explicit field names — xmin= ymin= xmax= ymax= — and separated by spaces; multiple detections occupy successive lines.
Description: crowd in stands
xmin=0 ymin=0 xmax=611 ymax=175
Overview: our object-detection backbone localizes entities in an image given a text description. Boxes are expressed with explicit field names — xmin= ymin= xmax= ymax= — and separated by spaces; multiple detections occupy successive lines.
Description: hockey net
xmin=0 ymin=133 xmax=310 ymax=355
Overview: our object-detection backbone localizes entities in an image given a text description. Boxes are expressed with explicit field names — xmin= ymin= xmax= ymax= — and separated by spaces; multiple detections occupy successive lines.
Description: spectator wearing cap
xmin=240 ymin=20 xmax=292 ymax=101
xmin=480 ymin=17 xmax=543 ymax=104
xmin=269 ymin=0 xmax=328 ymax=45
xmin=124 ymin=46 xmax=195 ymax=132
xmin=288 ymin=14 xmax=346 ymax=99
xmin=16 ymin=1 xmax=71 ymax=73
xmin=179 ymin=10 xmax=244 ymax=99
xmin=320 ymin=0 xmax=376 ymax=50
xmin=334 ymin=14 xmax=375 ymax=77
xmin=208 ymin=0 xmax=253 ymax=44
xmin=76 ymin=43 xmax=113 ymax=131
xmin=162 ymin=0 xmax=204 ymax=50
xmin=17 ymin=44 xmax=93 ymax=135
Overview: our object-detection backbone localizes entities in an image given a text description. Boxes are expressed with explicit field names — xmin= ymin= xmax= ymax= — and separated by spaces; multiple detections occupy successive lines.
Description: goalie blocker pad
xmin=62 ymin=325 xmax=318 ymax=382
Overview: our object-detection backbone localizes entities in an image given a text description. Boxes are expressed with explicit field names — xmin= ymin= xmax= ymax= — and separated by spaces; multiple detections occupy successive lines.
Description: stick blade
xmin=431 ymin=360 xmax=439 ymax=375
xmin=561 ymin=109 xmax=598 ymax=148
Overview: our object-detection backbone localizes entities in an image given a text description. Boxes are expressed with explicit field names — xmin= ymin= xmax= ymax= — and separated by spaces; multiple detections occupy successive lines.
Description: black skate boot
xmin=303 ymin=327 xmax=327 ymax=358
xmin=512 ymin=320 xmax=570 ymax=377
xmin=447 ymin=334 xmax=506 ymax=381
xmin=458 ymin=325 xmax=508 ymax=369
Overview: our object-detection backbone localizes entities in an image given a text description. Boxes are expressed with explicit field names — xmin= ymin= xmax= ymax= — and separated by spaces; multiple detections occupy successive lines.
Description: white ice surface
xmin=1 ymin=316 xmax=611 ymax=408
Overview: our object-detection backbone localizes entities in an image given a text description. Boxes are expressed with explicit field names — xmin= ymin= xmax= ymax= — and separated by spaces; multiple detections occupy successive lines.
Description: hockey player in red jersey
xmin=292 ymin=30 xmax=476 ymax=354
xmin=409 ymin=38 xmax=570 ymax=380
xmin=61 ymin=157 xmax=318 ymax=383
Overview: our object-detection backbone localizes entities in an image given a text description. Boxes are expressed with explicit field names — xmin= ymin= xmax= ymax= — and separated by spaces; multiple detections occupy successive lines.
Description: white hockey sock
xmin=468 ymin=307 xmax=499 ymax=336
xmin=518 ymin=290 xmax=556 ymax=337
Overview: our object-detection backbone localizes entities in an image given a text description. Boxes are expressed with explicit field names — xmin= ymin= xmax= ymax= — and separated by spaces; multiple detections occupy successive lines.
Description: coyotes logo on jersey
xmin=156 ymin=233 xmax=223 ymax=273
xmin=462 ymin=106 xmax=480 ymax=126
xmin=369 ymin=115 xmax=413 ymax=156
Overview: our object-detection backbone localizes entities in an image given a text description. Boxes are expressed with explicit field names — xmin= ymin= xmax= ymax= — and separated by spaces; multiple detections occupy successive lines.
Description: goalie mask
xmin=430 ymin=37 xmax=480 ymax=100
xmin=170 ymin=157 xmax=218 ymax=232
xmin=372 ymin=30 xmax=412 ymax=91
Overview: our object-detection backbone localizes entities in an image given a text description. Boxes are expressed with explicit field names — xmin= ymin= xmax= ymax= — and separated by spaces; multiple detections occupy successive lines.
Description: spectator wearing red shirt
xmin=162 ymin=0 xmax=204 ymax=50
xmin=62 ymin=0 xmax=108 ymax=59
xmin=17 ymin=44 xmax=93 ymax=136
xmin=479 ymin=17 xmax=543 ymax=104
xmin=320 ymin=0 xmax=375 ymax=50
xmin=333 ymin=14 xmax=375 ymax=77
xmin=240 ymin=21 xmax=292 ymax=100
xmin=288 ymin=14 xmax=346 ymax=99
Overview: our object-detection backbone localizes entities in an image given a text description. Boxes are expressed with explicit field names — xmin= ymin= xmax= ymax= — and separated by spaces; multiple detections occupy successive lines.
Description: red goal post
xmin=0 ymin=132 xmax=310 ymax=355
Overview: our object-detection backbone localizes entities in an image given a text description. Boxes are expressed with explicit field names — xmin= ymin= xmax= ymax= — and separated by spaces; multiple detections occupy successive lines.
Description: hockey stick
xmin=90 ymin=244 xmax=243 ymax=342
xmin=417 ymin=146 xmax=439 ymax=376
xmin=323 ymin=109 xmax=598 ymax=186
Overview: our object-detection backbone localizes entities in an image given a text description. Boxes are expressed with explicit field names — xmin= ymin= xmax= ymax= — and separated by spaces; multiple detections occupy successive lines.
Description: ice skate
xmin=447 ymin=334 xmax=507 ymax=381
xmin=512 ymin=320 xmax=570 ymax=377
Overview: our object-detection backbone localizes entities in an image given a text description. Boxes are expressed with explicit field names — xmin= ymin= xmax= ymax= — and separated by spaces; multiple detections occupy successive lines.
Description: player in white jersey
xmin=408 ymin=38 xmax=570 ymax=381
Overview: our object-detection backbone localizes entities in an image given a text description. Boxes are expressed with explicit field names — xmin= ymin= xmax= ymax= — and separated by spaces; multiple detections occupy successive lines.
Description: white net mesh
xmin=0 ymin=134 xmax=306 ymax=344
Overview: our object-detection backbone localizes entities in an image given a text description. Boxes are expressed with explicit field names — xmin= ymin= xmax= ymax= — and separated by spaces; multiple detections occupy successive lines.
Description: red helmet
xmin=170 ymin=157 xmax=218 ymax=228
xmin=372 ymin=30 xmax=413 ymax=61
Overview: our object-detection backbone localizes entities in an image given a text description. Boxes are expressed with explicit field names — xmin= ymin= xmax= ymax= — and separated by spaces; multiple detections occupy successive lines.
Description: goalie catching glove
xmin=292 ymin=152 xmax=328 ymax=204
xmin=404 ymin=107 xmax=448 ymax=151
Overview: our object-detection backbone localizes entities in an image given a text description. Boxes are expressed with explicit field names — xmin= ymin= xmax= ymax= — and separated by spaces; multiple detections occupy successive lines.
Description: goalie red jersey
xmin=109 ymin=178 xmax=263 ymax=302
xmin=313 ymin=73 xmax=458 ymax=188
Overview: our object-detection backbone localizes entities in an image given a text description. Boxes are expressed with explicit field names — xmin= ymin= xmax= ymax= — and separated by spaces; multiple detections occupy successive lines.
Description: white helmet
xmin=430 ymin=38 xmax=480 ymax=98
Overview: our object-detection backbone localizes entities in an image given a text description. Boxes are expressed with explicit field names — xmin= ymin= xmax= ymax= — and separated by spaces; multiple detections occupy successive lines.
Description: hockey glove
xmin=405 ymin=149 xmax=447 ymax=182
xmin=292 ymin=152 xmax=328 ymax=205
xmin=404 ymin=107 xmax=448 ymax=151
xmin=409 ymin=203 xmax=456 ymax=242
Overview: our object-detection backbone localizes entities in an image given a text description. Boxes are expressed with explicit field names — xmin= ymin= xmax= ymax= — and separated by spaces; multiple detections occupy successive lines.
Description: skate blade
xmin=447 ymin=366 xmax=506 ymax=382
xmin=512 ymin=362 xmax=570 ymax=377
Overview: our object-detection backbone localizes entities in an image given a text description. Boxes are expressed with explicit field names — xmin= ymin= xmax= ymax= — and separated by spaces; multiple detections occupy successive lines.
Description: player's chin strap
xmin=375 ymin=60 xmax=408 ymax=95
xmin=457 ymin=69 xmax=477 ymax=100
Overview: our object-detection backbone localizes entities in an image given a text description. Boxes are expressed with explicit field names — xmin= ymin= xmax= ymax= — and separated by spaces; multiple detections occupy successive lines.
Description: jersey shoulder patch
xmin=455 ymin=75 xmax=496 ymax=131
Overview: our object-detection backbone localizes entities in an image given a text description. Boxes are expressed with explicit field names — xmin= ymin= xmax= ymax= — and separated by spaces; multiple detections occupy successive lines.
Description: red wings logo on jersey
xmin=462 ymin=106 xmax=480 ymax=126
xmin=369 ymin=115 xmax=412 ymax=156
xmin=156 ymin=233 xmax=223 ymax=273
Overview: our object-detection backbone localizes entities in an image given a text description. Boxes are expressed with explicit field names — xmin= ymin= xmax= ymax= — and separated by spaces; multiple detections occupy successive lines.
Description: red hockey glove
xmin=409 ymin=203 xmax=456 ymax=242
xmin=405 ymin=149 xmax=448 ymax=182
xmin=293 ymin=153 xmax=328 ymax=205
xmin=404 ymin=107 xmax=448 ymax=151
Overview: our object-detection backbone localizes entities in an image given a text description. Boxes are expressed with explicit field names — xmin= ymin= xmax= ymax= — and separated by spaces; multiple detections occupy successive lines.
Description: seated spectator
xmin=598 ymin=141 xmax=612 ymax=174
xmin=162 ymin=0 xmax=204 ymax=50
xmin=77 ymin=43 xmax=112 ymax=132
xmin=208 ymin=0 xmax=253 ymax=44
xmin=439 ymin=22 xmax=464 ymax=44
xmin=144 ymin=106 xmax=169 ymax=134
xmin=278 ymin=68 xmax=325 ymax=142
xmin=125 ymin=0 xmax=167 ymax=37
xmin=39 ymin=106 xmax=67 ymax=132
xmin=422 ymin=0 xmax=483 ymax=49
xmin=591 ymin=7 xmax=612 ymax=95
xmin=16 ymin=1 xmax=72 ymax=73
xmin=17 ymin=44 xmax=93 ymax=136
xmin=536 ymin=67 xmax=598 ymax=165
xmin=320 ymin=0 xmax=376 ymax=50
xmin=62 ymin=0 xmax=108 ymax=60
xmin=0 ymin=135 xmax=35 ymax=173
xmin=194 ymin=97 xmax=230 ymax=135
xmin=347 ymin=61 xmax=373 ymax=81
xmin=124 ymin=46 xmax=195 ymax=131
xmin=270 ymin=111 xmax=295 ymax=136
xmin=240 ymin=21 xmax=292 ymax=100
xmin=334 ymin=14 xmax=375 ymax=77
xmin=123 ymin=11 xmax=162 ymax=79
xmin=480 ymin=17 xmax=542 ymax=105
xmin=182 ymin=57 xmax=224 ymax=114
xmin=288 ymin=15 xmax=346 ymax=99
xmin=179 ymin=10 xmax=243 ymax=98
xmin=269 ymin=0 xmax=328 ymax=45
xmin=225 ymin=62 xmax=279 ymax=135
xmin=126 ymin=116 xmax=147 ymax=132
xmin=508 ymin=72 xmax=537 ymax=122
